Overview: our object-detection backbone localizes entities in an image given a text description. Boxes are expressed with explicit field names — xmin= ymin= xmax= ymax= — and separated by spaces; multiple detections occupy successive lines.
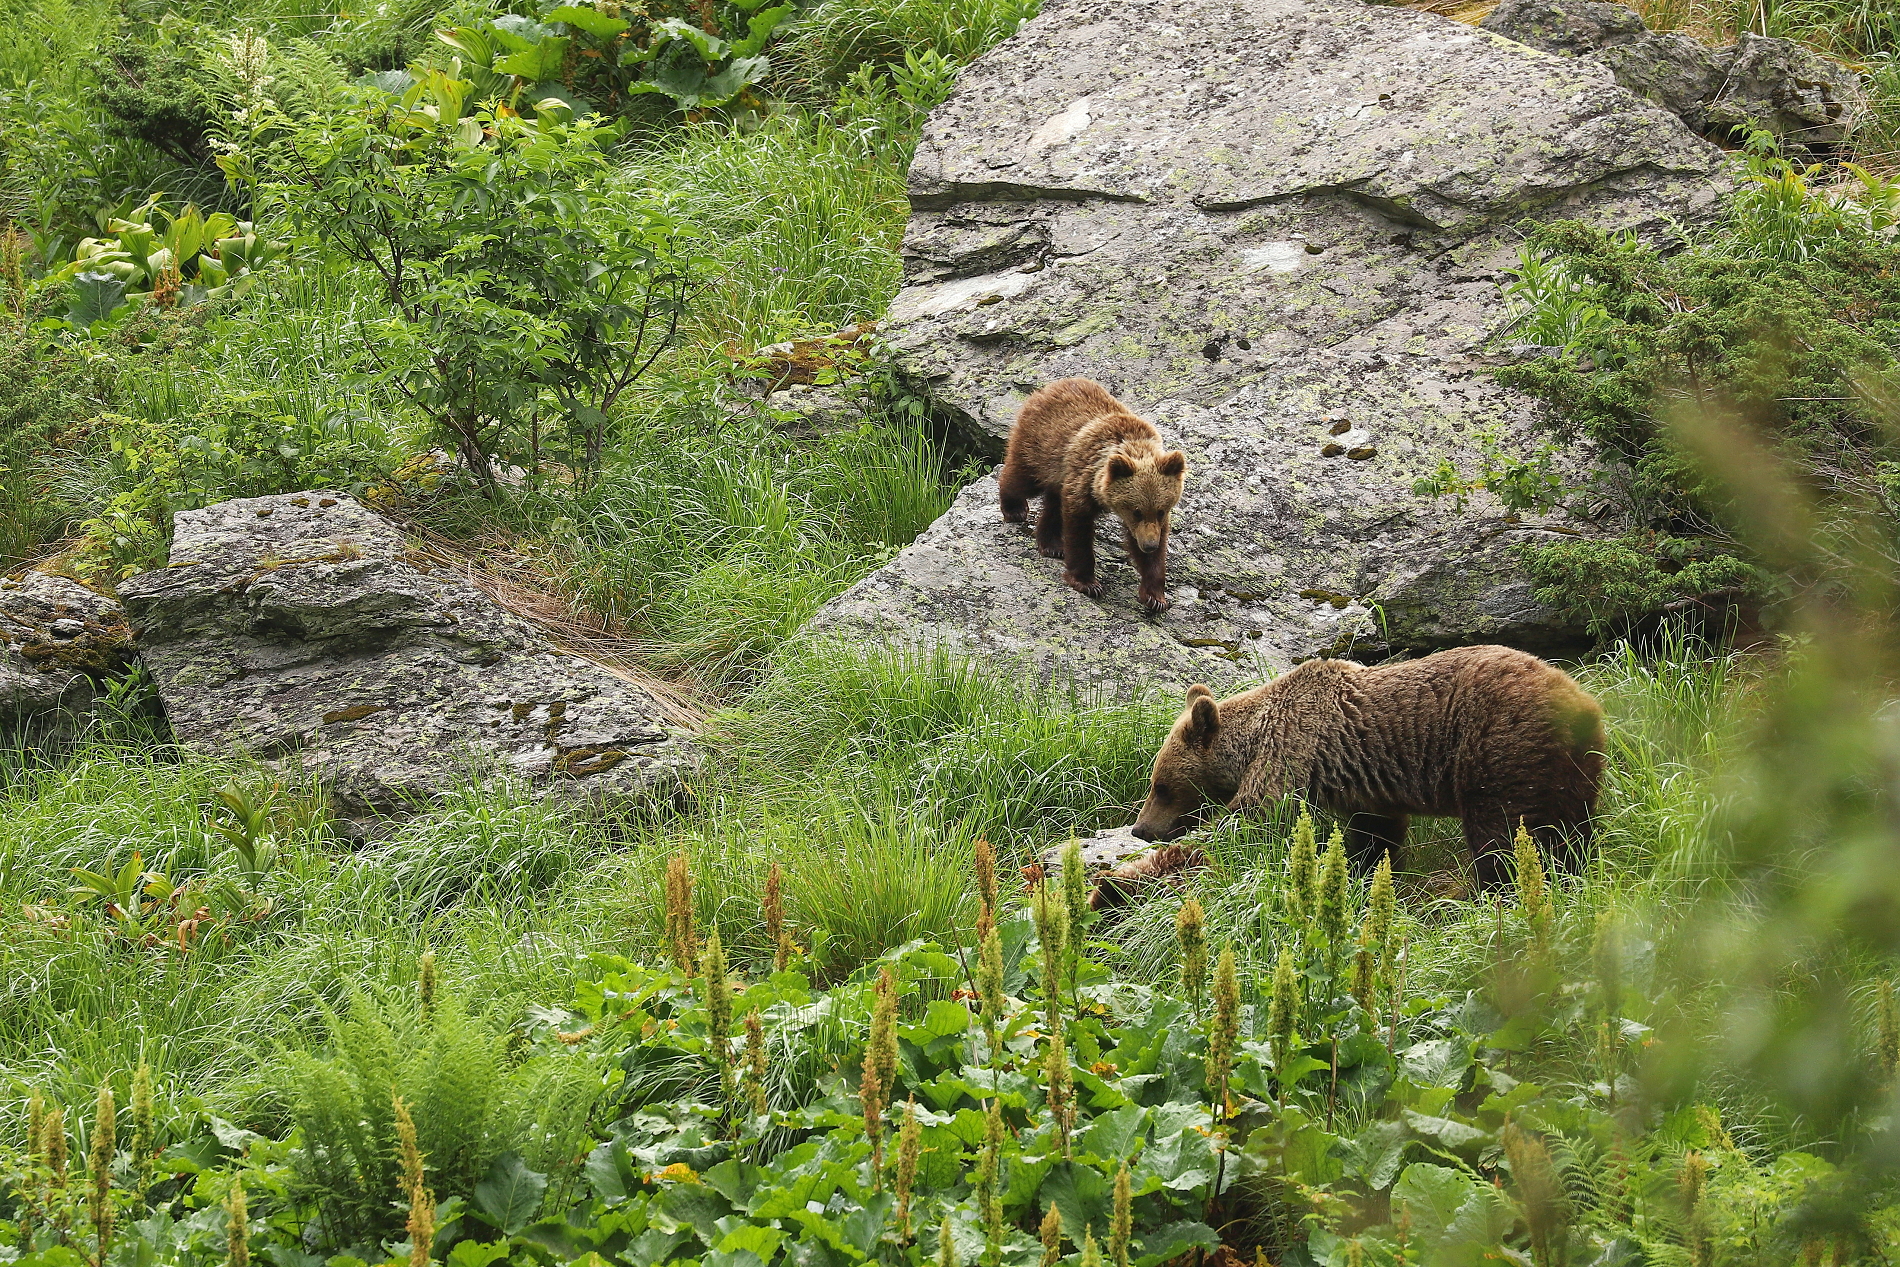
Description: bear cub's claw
xmin=1038 ymin=543 xmax=1065 ymax=560
xmin=1139 ymin=591 xmax=1171 ymax=613
xmin=1065 ymin=574 xmax=1105 ymax=598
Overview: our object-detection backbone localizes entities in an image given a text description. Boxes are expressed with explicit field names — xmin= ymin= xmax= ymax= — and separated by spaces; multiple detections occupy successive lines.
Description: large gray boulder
xmin=117 ymin=493 xmax=692 ymax=817
xmin=806 ymin=0 xmax=1732 ymax=695
xmin=1 ymin=571 xmax=133 ymax=721
xmin=1481 ymin=0 xmax=1857 ymax=158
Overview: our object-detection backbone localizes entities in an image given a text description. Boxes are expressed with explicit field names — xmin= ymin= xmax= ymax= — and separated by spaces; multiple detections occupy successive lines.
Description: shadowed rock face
xmin=806 ymin=0 xmax=1732 ymax=695
xmin=118 ymin=493 xmax=692 ymax=818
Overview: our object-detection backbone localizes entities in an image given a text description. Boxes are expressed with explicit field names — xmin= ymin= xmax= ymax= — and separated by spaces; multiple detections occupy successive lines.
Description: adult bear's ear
xmin=1155 ymin=450 xmax=1186 ymax=477
xmin=1106 ymin=453 xmax=1137 ymax=481
xmin=1184 ymin=693 xmax=1220 ymax=748
xmin=1186 ymin=683 xmax=1214 ymax=702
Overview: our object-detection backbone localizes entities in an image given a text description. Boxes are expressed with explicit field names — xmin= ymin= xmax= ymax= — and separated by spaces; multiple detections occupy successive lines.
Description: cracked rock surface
xmin=118 ymin=492 xmax=692 ymax=817
xmin=806 ymin=0 xmax=1732 ymax=694
xmin=1 ymin=571 xmax=133 ymax=721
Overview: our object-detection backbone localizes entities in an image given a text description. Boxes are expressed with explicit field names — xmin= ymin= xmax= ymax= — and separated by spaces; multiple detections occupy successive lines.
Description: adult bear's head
xmin=1131 ymin=683 xmax=1236 ymax=841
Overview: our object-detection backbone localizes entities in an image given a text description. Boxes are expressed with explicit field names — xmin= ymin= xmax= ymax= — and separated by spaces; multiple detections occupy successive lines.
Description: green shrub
xmin=1496 ymin=139 xmax=1900 ymax=626
xmin=778 ymin=0 xmax=1039 ymax=88
xmin=91 ymin=14 xmax=224 ymax=167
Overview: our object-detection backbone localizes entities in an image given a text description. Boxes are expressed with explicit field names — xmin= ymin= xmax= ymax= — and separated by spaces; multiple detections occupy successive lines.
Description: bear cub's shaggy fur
xmin=1132 ymin=645 xmax=1604 ymax=889
xmin=998 ymin=378 xmax=1187 ymax=612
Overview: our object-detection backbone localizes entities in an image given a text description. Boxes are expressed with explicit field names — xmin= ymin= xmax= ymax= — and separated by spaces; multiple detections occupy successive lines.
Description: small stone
xmin=1347 ymin=446 xmax=1378 ymax=460
xmin=1328 ymin=419 xmax=1352 ymax=435
xmin=1320 ymin=441 xmax=1346 ymax=457
xmin=49 ymin=618 xmax=85 ymax=639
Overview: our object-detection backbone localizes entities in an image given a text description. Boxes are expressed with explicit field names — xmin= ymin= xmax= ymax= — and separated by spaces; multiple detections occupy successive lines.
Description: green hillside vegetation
xmin=3 ymin=0 xmax=1900 ymax=1262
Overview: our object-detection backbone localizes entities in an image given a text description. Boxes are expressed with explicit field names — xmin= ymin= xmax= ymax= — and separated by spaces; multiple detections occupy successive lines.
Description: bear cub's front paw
xmin=1064 ymin=573 xmax=1105 ymax=598
xmin=1138 ymin=589 xmax=1171 ymax=613
xmin=1038 ymin=542 xmax=1065 ymax=559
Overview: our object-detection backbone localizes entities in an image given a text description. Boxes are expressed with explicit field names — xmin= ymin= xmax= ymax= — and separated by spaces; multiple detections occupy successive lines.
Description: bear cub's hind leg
xmin=998 ymin=459 xmax=1038 ymax=524
xmin=1036 ymin=489 xmax=1066 ymax=559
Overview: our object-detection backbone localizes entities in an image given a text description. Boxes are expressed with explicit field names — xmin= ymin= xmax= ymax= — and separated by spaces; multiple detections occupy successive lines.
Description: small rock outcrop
xmin=117 ymin=493 xmax=692 ymax=817
xmin=807 ymin=0 xmax=1733 ymax=693
xmin=1 ymin=572 xmax=133 ymax=721
xmin=1481 ymin=0 xmax=1857 ymax=158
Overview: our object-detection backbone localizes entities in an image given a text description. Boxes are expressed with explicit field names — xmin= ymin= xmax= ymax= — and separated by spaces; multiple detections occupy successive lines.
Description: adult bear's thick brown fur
xmin=998 ymin=378 xmax=1187 ymax=612
xmin=1130 ymin=645 xmax=1605 ymax=889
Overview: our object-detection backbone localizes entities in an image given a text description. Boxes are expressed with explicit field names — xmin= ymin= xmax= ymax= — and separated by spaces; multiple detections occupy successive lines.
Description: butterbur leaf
xmin=494 ymin=37 xmax=568 ymax=81
xmin=446 ymin=1242 xmax=510 ymax=1267
xmin=648 ymin=17 xmax=728 ymax=61
xmin=491 ymin=14 xmax=555 ymax=48
xmin=1133 ymin=1221 xmax=1219 ymax=1267
xmin=701 ymin=54 xmax=769 ymax=105
xmin=68 ymin=271 xmax=129 ymax=329
xmin=358 ymin=68 xmax=415 ymax=94
xmin=545 ymin=5 xmax=629 ymax=37
xmin=473 ymin=1152 xmax=548 ymax=1234
xmin=731 ymin=6 xmax=792 ymax=57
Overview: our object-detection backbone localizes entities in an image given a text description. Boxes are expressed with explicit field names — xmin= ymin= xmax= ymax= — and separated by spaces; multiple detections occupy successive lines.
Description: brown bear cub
xmin=1131 ymin=645 xmax=1605 ymax=890
xmin=998 ymin=378 xmax=1187 ymax=612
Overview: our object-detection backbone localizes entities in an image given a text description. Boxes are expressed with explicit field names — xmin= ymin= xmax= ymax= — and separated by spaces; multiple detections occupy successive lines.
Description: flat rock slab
xmin=118 ymin=493 xmax=692 ymax=817
xmin=1 ymin=571 xmax=133 ymax=721
xmin=807 ymin=0 xmax=1731 ymax=694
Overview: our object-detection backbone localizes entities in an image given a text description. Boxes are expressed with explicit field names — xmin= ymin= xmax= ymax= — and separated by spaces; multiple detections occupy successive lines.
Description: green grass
xmin=0 ymin=637 xmax=1756 ymax=1143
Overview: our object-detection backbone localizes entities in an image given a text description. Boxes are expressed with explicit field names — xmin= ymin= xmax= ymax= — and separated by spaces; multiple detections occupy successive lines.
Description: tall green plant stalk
xmin=1039 ymin=1204 xmax=1063 ymax=1267
xmin=765 ymin=862 xmax=791 ymax=972
xmin=1316 ymin=826 xmax=1351 ymax=979
xmin=667 ymin=852 xmax=698 ymax=979
xmin=130 ymin=1064 xmax=155 ymax=1207
xmin=977 ymin=1098 xmax=1006 ymax=1267
xmin=88 ymin=1081 xmax=115 ymax=1265
xmin=1033 ymin=883 xmax=1067 ymax=1035
xmin=226 ymin=1180 xmax=249 ymax=1267
xmin=702 ymin=927 xmax=736 ymax=1129
xmin=1061 ymin=837 xmax=1088 ymax=1014
xmin=895 ymin=1099 xmax=921 ymax=1242
xmin=1045 ymin=1025 xmax=1074 ymax=1157
xmin=743 ymin=1009 xmax=769 ymax=1118
xmin=1286 ymin=810 xmax=1319 ymax=926
xmin=1267 ymin=946 xmax=1302 ymax=1108
xmin=1176 ymin=897 xmax=1207 ymax=1018
xmin=1109 ymin=1163 xmax=1132 ymax=1267
xmin=863 ymin=967 xmax=899 ymax=1185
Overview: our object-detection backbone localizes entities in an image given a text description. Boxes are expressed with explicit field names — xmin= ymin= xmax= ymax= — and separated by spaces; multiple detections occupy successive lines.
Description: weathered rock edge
xmin=806 ymin=0 xmax=1733 ymax=695
xmin=1 ymin=571 xmax=133 ymax=722
xmin=1481 ymin=0 xmax=1858 ymax=160
xmin=118 ymin=492 xmax=692 ymax=817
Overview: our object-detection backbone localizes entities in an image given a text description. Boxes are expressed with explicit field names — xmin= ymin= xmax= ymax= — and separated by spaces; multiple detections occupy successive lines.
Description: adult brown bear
xmin=1130 ymin=646 xmax=1605 ymax=889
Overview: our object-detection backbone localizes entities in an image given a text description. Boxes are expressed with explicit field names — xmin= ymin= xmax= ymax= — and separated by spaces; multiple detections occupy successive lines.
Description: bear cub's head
xmin=1131 ymin=683 xmax=1235 ymax=842
xmin=1097 ymin=441 xmax=1186 ymax=554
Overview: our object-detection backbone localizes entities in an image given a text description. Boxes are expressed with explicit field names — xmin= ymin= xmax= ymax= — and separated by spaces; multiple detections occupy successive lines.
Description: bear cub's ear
xmin=1184 ymin=693 xmax=1220 ymax=748
xmin=1155 ymin=450 xmax=1186 ymax=478
xmin=1105 ymin=453 xmax=1138 ymax=481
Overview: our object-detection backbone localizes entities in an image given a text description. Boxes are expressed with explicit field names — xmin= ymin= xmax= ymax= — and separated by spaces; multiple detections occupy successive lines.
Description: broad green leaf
xmin=1400 ymin=1038 xmax=1473 ymax=1089
xmin=1133 ymin=1220 xmax=1219 ymax=1267
xmin=1391 ymin=1162 xmax=1478 ymax=1242
xmin=730 ymin=5 xmax=791 ymax=57
xmin=1076 ymin=1104 xmax=1147 ymax=1163
xmin=358 ymin=68 xmax=416 ymax=94
xmin=494 ymin=37 xmax=568 ymax=82
xmin=545 ymin=5 xmax=628 ymax=37
xmin=472 ymin=1152 xmax=548 ymax=1234
xmin=1041 ymin=1160 xmax=1112 ymax=1241
xmin=445 ymin=1242 xmax=510 ymax=1267
xmin=67 ymin=271 xmax=129 ymax=329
